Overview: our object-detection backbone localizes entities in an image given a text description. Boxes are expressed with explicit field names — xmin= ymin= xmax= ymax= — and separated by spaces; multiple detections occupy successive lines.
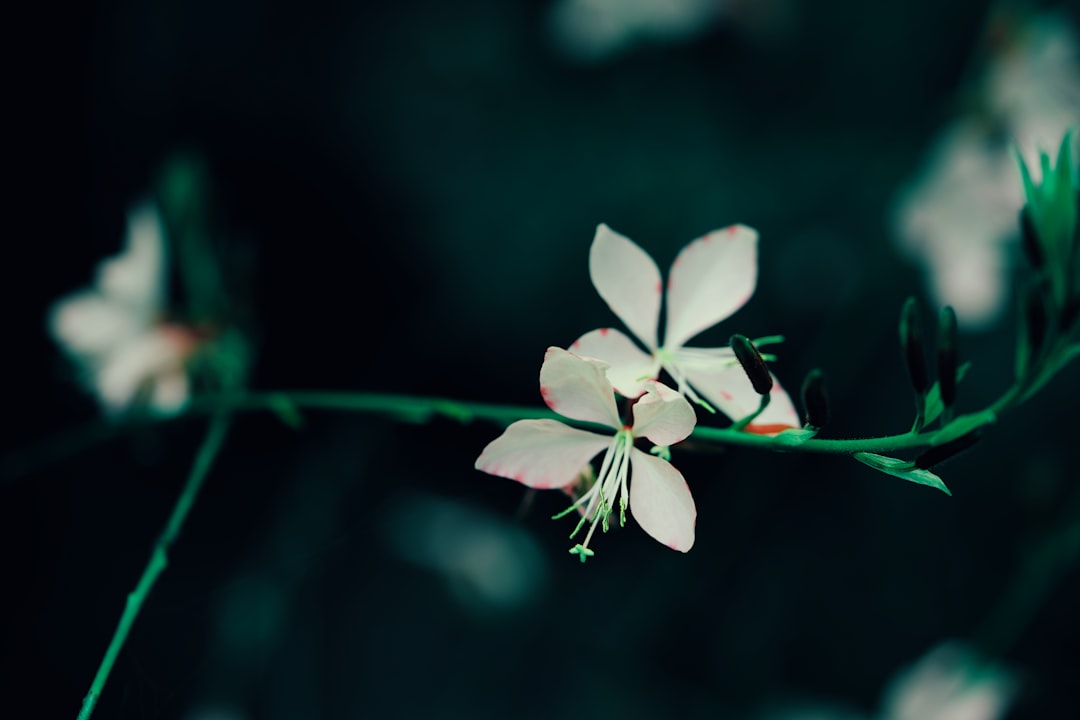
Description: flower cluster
xmin=476 ymin=224 xmax=798 ymax=560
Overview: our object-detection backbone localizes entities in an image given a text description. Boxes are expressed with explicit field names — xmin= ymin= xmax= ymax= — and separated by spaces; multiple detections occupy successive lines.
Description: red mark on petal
xmin=744 ymin=423 xmax=798 ymax=435
xmin=719 ymin=390 xmax=734 ymax=401
xmin=655 ymin=281 xmax=662 ymax=294
xmin=513 ymin=473 xmax=525 ymax=483
xmin=600 ymin=328 xmax=610 ymax=336
xmin=726 ymin=225 xmax=738 ymax=236
xmin=571 ymin=339 xmax=581 ymax=349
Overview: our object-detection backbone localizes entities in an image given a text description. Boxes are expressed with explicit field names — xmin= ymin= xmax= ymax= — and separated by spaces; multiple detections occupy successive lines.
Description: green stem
xmin=76 ymin=413 xmax=232 ymax=720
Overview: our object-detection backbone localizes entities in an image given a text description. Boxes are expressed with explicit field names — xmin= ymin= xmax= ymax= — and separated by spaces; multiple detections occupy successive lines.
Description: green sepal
xmin=774 ymin=428 xmax=818 ymax=447
xmin=853 ymin=452 xmax=952 ymax=496
xmin=931 ymin=410 xmax=996 ymax=446
xmin=924 ymin=362 xmax=971 ymax=426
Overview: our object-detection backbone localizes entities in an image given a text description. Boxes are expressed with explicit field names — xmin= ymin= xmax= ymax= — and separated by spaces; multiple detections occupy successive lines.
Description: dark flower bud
xmin=730 ymin=334 xmax=773 ymax=395
xmin=937 ymin=306 xmax=958 ymax=409
xmin=914 ymin=430 xmax=982 ymax=470
xmin=1019 ymin=206 xmax=1044 ymax=270
xmin=899 ymin=297 xmax=929 ymax=395
xmin=800 ymin=369 xmax=828 ymax=429
xmin=1023 ymin=282 xmax=1049 ymax=360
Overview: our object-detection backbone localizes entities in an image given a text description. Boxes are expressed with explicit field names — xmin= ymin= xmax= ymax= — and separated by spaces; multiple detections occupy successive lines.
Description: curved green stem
xmin=76 ymin=413 xmax=232 ymax=720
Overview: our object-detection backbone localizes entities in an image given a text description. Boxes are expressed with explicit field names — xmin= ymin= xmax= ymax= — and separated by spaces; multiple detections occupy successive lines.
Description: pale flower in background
xmin=894 ymin=12 xmax=1080 ymax=329
xmin=475 ymin=347 xmax=697 ymax=558
xmin=380 ymin=493 xmax=546 ymax=612
xmin=573 ymin=223 xmax=800 ymax=433
xmin=50 ymin=203 xmax=199 ymax=414
xmin=547 ymin=0 xmax=724 ymax=62
xmin=760 ymin=642 xmax=1015 ymax=720
xmin=880 ymin=643 xmax=1016 ymax=720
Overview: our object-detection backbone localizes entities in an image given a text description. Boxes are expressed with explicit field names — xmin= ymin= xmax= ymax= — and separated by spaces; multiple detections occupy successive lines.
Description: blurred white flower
xmin=380 ymin=493 xmax=547 ymax=612
xmin=547 ymin=0 xmax=725 ymax=61
xmin=880 ymin=642 xmax=1016 ymax=720
xmin=894 ymin=12 xmax=1080 ymax=329
xmin=761 ymin=642 xmax=1015 ymax=720
xmin=49 ymin=203 xmax=199 ymax=414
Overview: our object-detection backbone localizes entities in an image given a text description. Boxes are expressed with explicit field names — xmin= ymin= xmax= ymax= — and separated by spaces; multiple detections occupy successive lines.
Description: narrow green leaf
xmin=853 ymin=452 xmax=952 ymax=495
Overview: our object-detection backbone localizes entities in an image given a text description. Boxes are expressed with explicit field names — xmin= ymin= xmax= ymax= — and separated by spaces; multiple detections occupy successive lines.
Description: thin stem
xmin=76 ymin=413 xmax=232 ymax=720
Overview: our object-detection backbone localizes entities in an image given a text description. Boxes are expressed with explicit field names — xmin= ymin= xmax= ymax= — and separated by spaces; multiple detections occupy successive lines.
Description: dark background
xmin=4 ymin=0 xmax=1079 ymax=718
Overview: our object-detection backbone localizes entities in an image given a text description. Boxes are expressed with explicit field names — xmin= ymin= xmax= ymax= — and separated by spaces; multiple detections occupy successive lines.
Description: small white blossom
xmin=49 ymin=203 xmax=199 ymax=414
xmin=573 ymin=223 xmax=800 ymax=433
xmin=476 ymin=347 xmax=698 ymax=558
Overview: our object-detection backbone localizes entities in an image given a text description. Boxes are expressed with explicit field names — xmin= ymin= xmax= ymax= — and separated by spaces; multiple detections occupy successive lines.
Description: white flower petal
xmin=631 ymin=381 xmax=696 ymax=446
xmin=880 ymin=642 xmax=1016 ymax=720
xmin=150 ymin=369 xmax=190 ymax=414
xmin=49 ymin=291 xmax=145 ymax=358
xmin=628 ymin=449 xmax=696 ymax=552
xmin=570 ymin=327 xmax=660 ymax=398
xmin=676 ymin=349 xmax=800 ymax=432
xmin=539 ymin=347 xmax=621 ymax=428
xmin=96 ymin=328 xmax=188 ymax=413
xmin=474 ymin=419 xmax=612 ymax=489
xmin=664 ymin=224 xmax=758 ymax=349
xmin=589 ymin=224 xmax=663 ymax=350
xmin=97 ymin=203 xmax=167 ymax=310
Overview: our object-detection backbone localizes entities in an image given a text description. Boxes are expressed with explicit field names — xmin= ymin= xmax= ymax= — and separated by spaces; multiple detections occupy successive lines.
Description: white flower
xmin=547 ymin=0 xmax=724 ymax=62
xmin=49 ymin=203 xmax=198 ymax=414
xmin=475 ymin=347 xmax=698 ymax=559
xmin=760 ymin=642 xmax=1015 ymax=720
xmin=572 ymin=223 xmax=800 ymax=434
xmin=880 ymin=642 xmax=1016 ymax=720
xmin=894 ymin=12 xmax=1080 ymax=329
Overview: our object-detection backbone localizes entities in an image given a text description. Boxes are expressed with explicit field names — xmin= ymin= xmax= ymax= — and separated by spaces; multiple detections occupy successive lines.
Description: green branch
xmin=76 ymin=413 xmax=232 ymax=720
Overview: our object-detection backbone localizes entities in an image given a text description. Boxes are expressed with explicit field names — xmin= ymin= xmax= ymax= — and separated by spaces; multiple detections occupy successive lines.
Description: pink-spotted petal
xmin=589 ymin=224 xmax=662 ymax=350
xmin=631 ymin=381 xmax=696 ymax=446
xmin=571 ymin=327 xmax=660 ymax=398
xmin=475 ymin=419 xmax=612 ymax=489
xmin=664 ymin=224 xmax=758 ymax=349
xmin=677 ymin=353 xmax=800 ymax=433
xmin=539 ymin=347 xmax=622 ymax=427
xmin=628 ymin=449 xmax=696 ymax=552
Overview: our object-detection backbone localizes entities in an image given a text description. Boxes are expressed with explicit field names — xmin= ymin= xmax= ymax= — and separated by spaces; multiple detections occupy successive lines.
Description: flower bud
xmin=800 ymin=369 xmax=828 ymax=429
xmin=730 ymin=334 xmax=773 ymax=395
xmin=1019 ymin=206 xmax=1044 ymax=271
xmin=936 ymin=306 xmax=958 ymax=410
xmin=1022 ymin=282 xmax=1049 ymax=360
xmin=899 ymin=297 xmax=929 ymax=395
xmin=914 ymin=430 xmax=982 ymax=470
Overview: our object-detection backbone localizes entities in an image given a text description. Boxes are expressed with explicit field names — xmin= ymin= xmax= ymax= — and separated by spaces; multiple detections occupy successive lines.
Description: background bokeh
xmin=4 ymin=0 xmax=1079 ymax=718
